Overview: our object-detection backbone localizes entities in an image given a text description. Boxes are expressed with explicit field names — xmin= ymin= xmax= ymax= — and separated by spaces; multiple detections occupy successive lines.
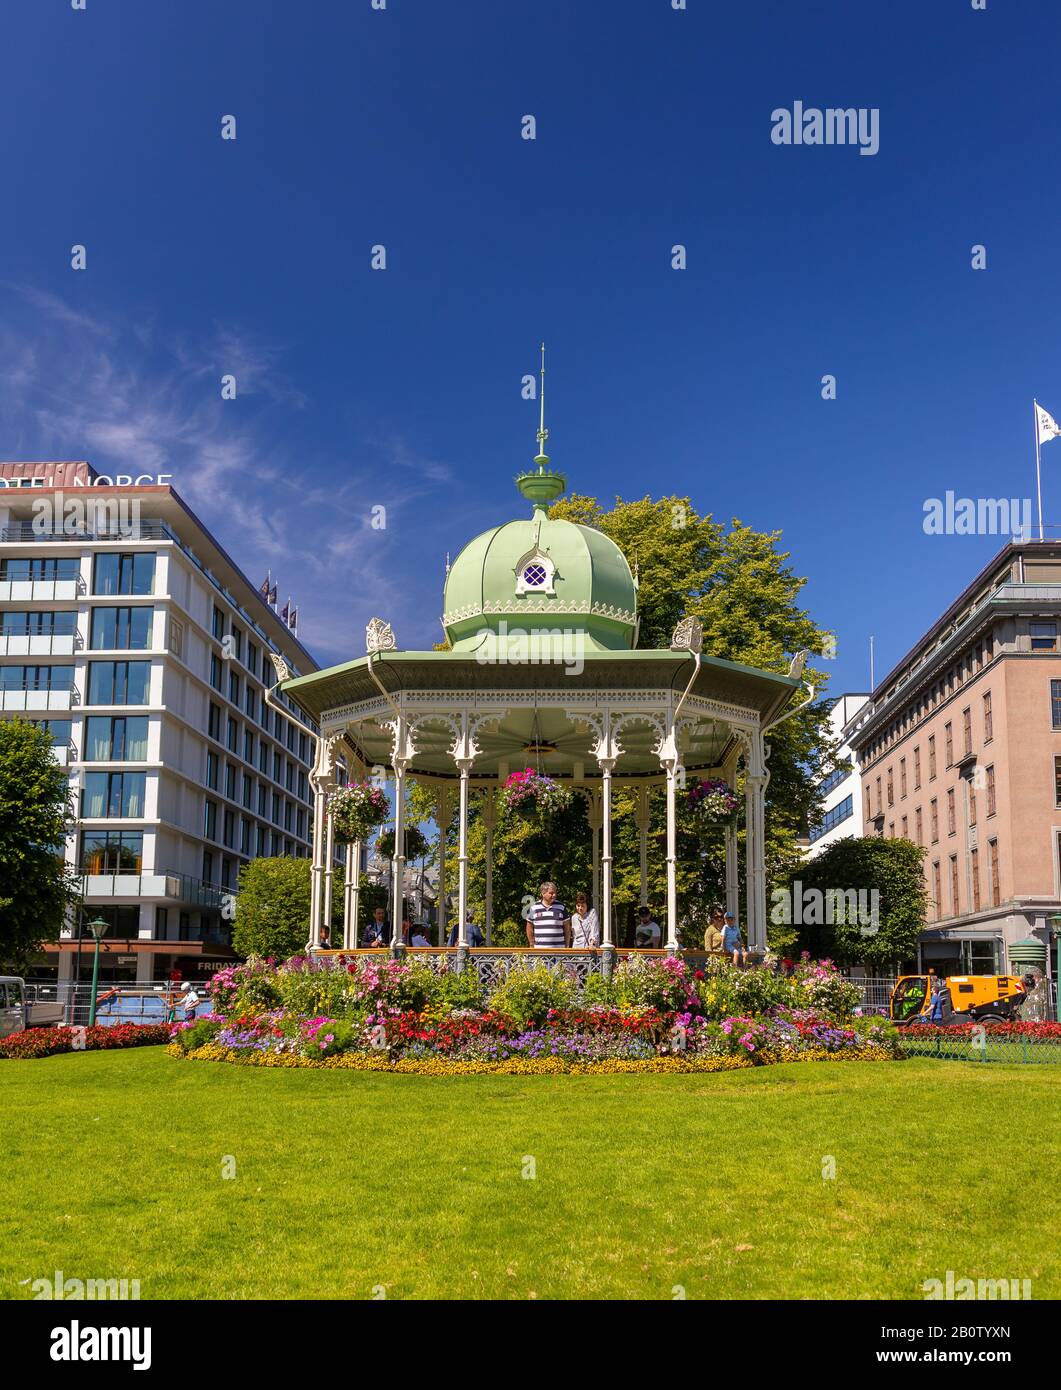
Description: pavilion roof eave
xmin=281 ymin=647 xmax=800 ymax=726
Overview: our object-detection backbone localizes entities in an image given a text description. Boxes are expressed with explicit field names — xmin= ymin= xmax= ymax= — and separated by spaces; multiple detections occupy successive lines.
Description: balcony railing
xmin=0 ymin=685 xmax=80 ymax=711
xmin=77 ymin=866 xmax=236 ymax=909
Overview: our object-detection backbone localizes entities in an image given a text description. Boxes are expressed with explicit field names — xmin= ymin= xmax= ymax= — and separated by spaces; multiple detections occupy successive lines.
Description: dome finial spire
xmin=534 ymin=341 xmax=549 ymax=470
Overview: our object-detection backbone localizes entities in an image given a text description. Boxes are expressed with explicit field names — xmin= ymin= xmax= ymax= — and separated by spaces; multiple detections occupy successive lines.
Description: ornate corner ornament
xmin=268 ymin=651 xmax=291 ymax=684
xmin=670 ymin=616 xmax=703 ymax=653
xmin=366 ymin=617 xmax=397 ymax=654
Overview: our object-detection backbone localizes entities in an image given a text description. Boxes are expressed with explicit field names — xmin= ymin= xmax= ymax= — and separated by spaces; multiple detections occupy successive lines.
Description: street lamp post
xmin=86 ymin=917 xmax=108 ymax=1027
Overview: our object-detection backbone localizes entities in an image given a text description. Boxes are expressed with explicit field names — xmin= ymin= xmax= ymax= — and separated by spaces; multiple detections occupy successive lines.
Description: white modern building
xmin=807 ymin=691 xmax=869 ymax=856
xmin=0 ymin=462 xmax=322 ymax=986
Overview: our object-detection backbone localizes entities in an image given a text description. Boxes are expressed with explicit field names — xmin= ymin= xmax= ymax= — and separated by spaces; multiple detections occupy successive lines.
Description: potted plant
xmin=686 ymin=778 xmax=740 ymax=823
xmin=499 ymin=767 xmax=574 ymax=817
xmin=328 ymin=782 xmax=389 ymax=843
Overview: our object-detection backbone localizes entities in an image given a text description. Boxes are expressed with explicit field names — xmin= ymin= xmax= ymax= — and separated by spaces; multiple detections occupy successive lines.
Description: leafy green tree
xmin=232 ymin=857 xmax=351 ymax=959
xmin=778 ymin=837 xmax=927 ymax=970
xmin=0 ymin=720 xmax=79 ymax=971
xmin=458 ymin=496 xmax=839 ymax=942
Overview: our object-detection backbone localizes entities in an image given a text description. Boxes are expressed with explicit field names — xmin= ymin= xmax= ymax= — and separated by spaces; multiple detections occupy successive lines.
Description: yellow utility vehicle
xmin=889 ymin=973 xmax=1031 ymax=1026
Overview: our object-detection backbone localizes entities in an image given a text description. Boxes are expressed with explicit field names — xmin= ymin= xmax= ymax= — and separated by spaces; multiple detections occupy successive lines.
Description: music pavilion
xmin=278 ymin=421 xmax=807 ymax=965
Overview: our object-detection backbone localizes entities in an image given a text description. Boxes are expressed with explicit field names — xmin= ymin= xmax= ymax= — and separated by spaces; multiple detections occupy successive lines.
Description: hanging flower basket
xmin=686 ymin=778 xmax=740 ymax=823
xmin=328 ymin=783 xmax=389 ymax=843
xmin=499 ymin=767 xmax=574 ymax=817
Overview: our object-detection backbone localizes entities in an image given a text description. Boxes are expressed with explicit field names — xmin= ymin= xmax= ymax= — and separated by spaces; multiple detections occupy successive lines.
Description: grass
xmin=2 ymin=1048 xmax=1058 ymax=1300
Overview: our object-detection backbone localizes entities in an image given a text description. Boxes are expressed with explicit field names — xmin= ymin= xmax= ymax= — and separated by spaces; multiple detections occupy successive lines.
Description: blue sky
xmin=1 ymin=0 xmax=1060 ymax=692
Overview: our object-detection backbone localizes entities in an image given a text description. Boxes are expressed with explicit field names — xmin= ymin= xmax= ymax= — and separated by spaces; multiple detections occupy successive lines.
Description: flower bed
xmin=0 ymin=1023 xmax=170 ymax=1060
xmin=167 ymin=952 xmax=903 ymax=1073
xmin=902 ymin=1020 xmax=1061 ymax=1039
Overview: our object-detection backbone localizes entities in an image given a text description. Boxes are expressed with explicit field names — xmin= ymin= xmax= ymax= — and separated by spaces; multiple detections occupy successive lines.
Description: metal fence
xmin=25 ymin=980 xmax=199 ymax=1028
xmin=900 ymin=1034 xmax=1061 ymax=1065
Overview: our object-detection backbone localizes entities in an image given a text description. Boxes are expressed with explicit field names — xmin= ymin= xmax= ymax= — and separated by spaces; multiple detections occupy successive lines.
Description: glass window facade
xmin=92 ymin=552 xmax=155 ymax=596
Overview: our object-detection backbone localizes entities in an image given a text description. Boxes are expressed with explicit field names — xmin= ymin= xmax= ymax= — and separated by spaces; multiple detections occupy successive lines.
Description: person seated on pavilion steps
xmin=635 ymin=906 xmax=662 ymax=948
xmin=362 ymin=906 xmax=391 ymax=947
xmin=410 ymin=922 xmax=432 ymax=948
xmin=723 ymin=911 xmax=747 ymax=967
xmin=570 ymin=892 xmax=599 ymax=949
xmin=703 ymin=904 xmax=725 ymax=955
xmin=317 ymin=923 xmax=332 ymax=950
xmin=526 ymin=881 xmax=571 ymax=949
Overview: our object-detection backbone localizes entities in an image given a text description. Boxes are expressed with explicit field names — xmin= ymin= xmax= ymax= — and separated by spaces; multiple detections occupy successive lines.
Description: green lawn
xmin=2 ymin=1048 xmax=1058 ymax=1300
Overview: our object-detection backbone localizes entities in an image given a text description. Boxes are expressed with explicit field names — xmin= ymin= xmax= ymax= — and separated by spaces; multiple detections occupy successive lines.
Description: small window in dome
xmin=523 ymin=562 xmax=547 ymax=588
xmin=514 ymin=548 xmax=556 ymax=596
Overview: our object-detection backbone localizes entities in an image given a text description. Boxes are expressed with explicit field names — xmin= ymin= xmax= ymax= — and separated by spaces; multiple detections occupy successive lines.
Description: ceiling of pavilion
xmin=341 ymin=702 xmax=736 ymax=783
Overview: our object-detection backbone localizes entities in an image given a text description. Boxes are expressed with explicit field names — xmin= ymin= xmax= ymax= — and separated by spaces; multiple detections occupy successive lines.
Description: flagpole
xmin=1035 ymin=400 xmax=1044 ymax=540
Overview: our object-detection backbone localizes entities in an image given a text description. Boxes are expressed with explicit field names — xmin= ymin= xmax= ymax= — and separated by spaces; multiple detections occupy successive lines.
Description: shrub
xmin=171 ymin=1017 xmax=223 ymax=1053
xmin=0 ymin=1023 xmax=169 ymax=1059
xmin=489 ymin=962 xmax=576 ymax=1028
xmin=612 ymin=954 xmax=694 ymax=1014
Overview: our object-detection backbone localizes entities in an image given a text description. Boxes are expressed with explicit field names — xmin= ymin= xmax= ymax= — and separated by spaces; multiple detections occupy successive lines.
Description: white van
xmin=0 ymin=978 xmax=65 ymax=1037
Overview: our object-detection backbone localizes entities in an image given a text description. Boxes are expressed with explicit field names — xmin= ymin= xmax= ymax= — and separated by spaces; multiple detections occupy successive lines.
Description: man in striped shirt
xmin=525 ymin=881 xmax=571 ymax=948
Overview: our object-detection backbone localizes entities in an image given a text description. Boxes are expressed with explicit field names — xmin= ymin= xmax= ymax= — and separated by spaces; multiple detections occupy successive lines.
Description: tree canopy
xmin=0 ymin=720 xmax=79 ymax=971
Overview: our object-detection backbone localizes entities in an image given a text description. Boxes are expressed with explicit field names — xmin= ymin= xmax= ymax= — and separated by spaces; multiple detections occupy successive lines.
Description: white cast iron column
xmin=343 ymin=840 xmax=360 ymax=949
xmin=453 ymin=715 xmax=479 ymax=960
xmin=585 ymin=787 xmax=603 ymax=917
xmin=658 ymin=722 xmax=682 ymax=952
xmin=322 ymin=809 xmax=336 ymax=940
xmin=744 ymin=728 xmax=769 ymax=954
xmin=388 ymin=716 xmax=415 ymax=956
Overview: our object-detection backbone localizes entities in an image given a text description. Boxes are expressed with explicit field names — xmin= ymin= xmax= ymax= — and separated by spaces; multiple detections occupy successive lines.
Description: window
xmin=915 ymin=807 xmax=923 ymax=844
xmin=24 ymin=718 xmax=72 ymax=746
xmin=808 ymin=794 xmax=853 ymax=843
xmin=944 ymin=722 xmax=953 ymax=767
xmin=225 ymin=763 xmax=237 ymax=800
xmin=0 ymin=664 xmax=74 ymax=691
xmin=928 ymin=736 xmax=937 ymax=779
xmin=247 ymin=641 xmax=259 ymax=677
xmin=886 ymin=768 xmax=894 ymax=807
xmin=80 ymin=830 xmax=143 ymax=874
xmin=1055 ymin=756 xmax=1061 ymax=809
xmin=274 ymin=751 xmax=282 ymax=783
xmin=240 ymin=818 xmax=251 ymax=855
xmin=901 ymin=814 xmax=908 ymax=838
xmin=92 ymin=552 xmax=155 ymax=596
xmin=930 ymin=798 xmax=938 ymax=842
xmin=947 ymin=787 xmax=955 ymax=835
xmin=875 ymin=776 xmax=882 ymax=816
xmin=81 ymin=771 xmax=146 ymax=818
xmin=1 ymin=610 xmax=78 ymax=636
xmin=962 ymin=706 xmax=972 ymax=757
xmin=87 ymin=660 xmax=150 ymax=705
xmin=983 ymin=691 xmax=993 ymax=742
xmin=242 ymin=773 xmax=252 ymax=810
xmin=243 ymin=728 xmax=255 ymax=763
xmin=231 ymin=626 xmax=243 ymax=662
xmin=210 ymin=654 xmax=223 ymax=692
xmin=899 ymin=758 xmax=907 ymax=798
xmin=949 ymin=855 xmax=960 ymax=916
xmin=207 ymin=751 xmax=219 ymax=791
xmin=971 ymin=847 xmax=981 ymax=911
xmin=969 ymin=782 xmax=977 ymax=824
xmin=245 ymin=686 xmax=257 ymax=721
xmin=989 ymin=838 xmax=1000 ymax=907
xmin=271 ymin=792 xmax=281 ymax=825
xmin=256 ymin=825 xmax=267 ymax=856
xmin=212 ymin=605 xmax=225 ymax=641
xmin=1052 ymin=680 xmax=1061 ymax=729
xmin=227 ymin=717 xmax=238 ymax=753
xmin=84 ymin=716 xmax=149 ymax=760
xmin=208 ymin=702 xmax=221 ymax=742
xmin=229 ymin=671 xmax=240 ymax=706
xmin=913 ymin=746 xmax=921 ymax=789
xmin=168 ymin=617 xmax=184 ymax=658
xmin=932 ymin=861 xmax=942 ymax=921
xmin=986 ymin=764 xmax=996 ymax=816
xmin=223 ymin=809 xmax=235 ymax=849
xmin=0 ymin=555 xmax=80 ymax=582
xmin=90 ymin=606 xmax=153 ymax=650
xmin=204 ymin=799 xmax=218 ymax=840
xmin=258 ymin=785 xmax=268 ymax=817
xmin=1031 ymin=621 xmax=1057 ymax=651
xmin=258 ymin=741 xmax=269 ymax=775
